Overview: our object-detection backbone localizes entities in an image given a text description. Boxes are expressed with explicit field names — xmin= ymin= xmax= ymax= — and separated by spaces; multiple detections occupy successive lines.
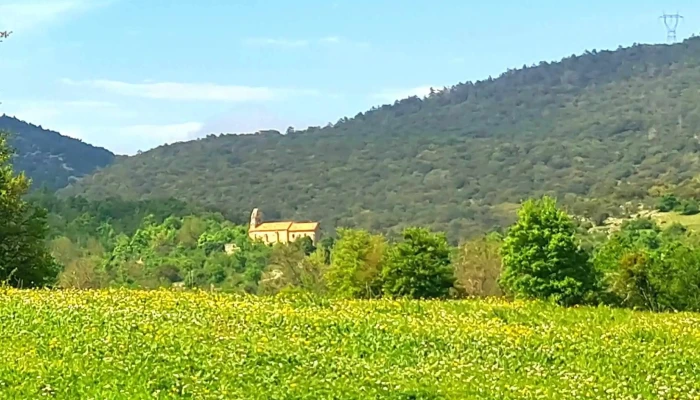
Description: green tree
xmin=319 ymin=237 xmax=335 ymax=264
xmin=681 ymin=199 xmax=700 ymax=216
xmin=611 ymin=251 xmax=658 ymax=311
xmin=259 ymin=242 xmax=326 ymax=295
xmin=381 ymin=227 xmax=455 ymax=299
xmin=326 ymin=228 xmax=386 ymax=298
xmin=500 ymin=196 xmax=596 ymax=306
xmin=0 ymin=131 xmax=59 ymax=287
xmin=296 ymin=236 xmax=316 ymax=256
xmin=657 ymin=194 xmax=680 ymax=212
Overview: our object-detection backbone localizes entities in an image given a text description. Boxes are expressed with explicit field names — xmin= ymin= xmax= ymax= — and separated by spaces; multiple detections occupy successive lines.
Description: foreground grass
xmin=0 ymin=289 xmax=699 ymax=399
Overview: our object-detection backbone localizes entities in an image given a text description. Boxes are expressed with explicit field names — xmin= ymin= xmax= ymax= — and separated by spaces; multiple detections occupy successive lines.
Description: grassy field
xmin=1 ymin=289 xmax=699 ymax=399
xmin=653 ymin=211 xmax=700 ymax=231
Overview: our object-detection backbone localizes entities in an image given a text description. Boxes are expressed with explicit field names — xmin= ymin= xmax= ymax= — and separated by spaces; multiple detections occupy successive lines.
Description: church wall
xmin=289 ymin=228 xmax=320 ymax=244
xmin=250 ymin=230 xmax=289 ymax=245
xmin=248 ymin=208 xmax=319 ymax=246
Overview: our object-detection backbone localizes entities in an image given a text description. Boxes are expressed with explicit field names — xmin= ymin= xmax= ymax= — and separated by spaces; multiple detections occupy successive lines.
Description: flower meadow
xmin=0 ymin=289 xmax=699 ymax=399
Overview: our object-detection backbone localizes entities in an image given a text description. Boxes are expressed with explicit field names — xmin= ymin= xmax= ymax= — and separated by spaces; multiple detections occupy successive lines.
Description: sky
xmin=0 ymin=0 xmax=699 ymax=155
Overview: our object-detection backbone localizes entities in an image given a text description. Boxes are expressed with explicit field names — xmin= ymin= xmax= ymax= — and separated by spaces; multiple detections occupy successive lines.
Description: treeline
xmin=4 ymin=130 xmax=700 ymax=311
xmin=40 ymin=208 xmax=498 ymax=299
xmin=33 ymin=193 xmax=700 ymax=312
xmin=656 ymin=194 xmax=700 ymax=215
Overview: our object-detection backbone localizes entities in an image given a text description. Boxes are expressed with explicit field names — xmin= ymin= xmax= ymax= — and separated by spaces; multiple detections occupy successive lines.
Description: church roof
xmin=250 ymin=221 xmax=319 ymax=232
xmin=289 ymin=222 xmax=320 ymax=232
xmin=250 ymin=222 xmax=292 ymax=232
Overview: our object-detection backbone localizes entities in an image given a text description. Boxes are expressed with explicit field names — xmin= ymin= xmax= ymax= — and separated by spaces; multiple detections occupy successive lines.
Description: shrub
xmin=259 ymin=241 xmax=326 ymax=295
xmin=610 ymin=243 xmax=700 ymax=312
xmin=382 ymin=227 xmax=455 ymax=299
xmin=657 ymin=194 xmax=680 ymax=212
xmin=325 ymin=228 xmax=386 ymax=298
xmin=680 ymin=199 xmax=700 ymax=216
xmin=453 ymin=235 xmax=502 ymax=297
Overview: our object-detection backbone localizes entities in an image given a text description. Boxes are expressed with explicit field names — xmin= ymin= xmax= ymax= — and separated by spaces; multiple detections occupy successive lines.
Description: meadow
xmin=0 ymin=288 xmax=699 ymax=399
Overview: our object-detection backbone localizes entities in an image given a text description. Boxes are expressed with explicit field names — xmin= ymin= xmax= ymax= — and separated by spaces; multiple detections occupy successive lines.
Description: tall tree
xmin=381 ymin=227 xmax=455 ymax=299
xmin=500 ymin=196 xmax=596 ymax=306
xmin=0 ymin=131 xmax=59 ymax=287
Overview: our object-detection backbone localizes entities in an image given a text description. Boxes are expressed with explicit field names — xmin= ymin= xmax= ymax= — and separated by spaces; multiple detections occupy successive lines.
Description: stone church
xmin=248 ymin=208 xmax=320 ymax=245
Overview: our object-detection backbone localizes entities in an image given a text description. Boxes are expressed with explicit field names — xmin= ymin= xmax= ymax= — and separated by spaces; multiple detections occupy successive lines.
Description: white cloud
xmin=195 ymin=106 xmax=296 ymax=137
xmin=48 ymin=122 xmax=205 ymax=155
xmin=6 ymin=104 xmax=62 ymax=123
xmin=319 ymin=36 xmax=370 ymax=48
xmin=0 ymin=0 xmax=112 ymax=33
xmin=2 ymin=99 xmax=128 ymax=125
xmin=120 ymin=122 xmax=204 ymax=142
xmin=61 ymin=78 xmax=321 ymax=102
xmin=1 ymin=99 xmax=140 ymax=152
xmin=371 ymin=86 xmax=435 ymax=102
xmin=242 ymin=37 xmax=309 ymax=47
xmin=319 ymin=36 xmax=341 ymax=44
xmin=3 ymin=99 xmax=134 ymax=123
xmin=243 ymin=35 xmax=369 ymax=49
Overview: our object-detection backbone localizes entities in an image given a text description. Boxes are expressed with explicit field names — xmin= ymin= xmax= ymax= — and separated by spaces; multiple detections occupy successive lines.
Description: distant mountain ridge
xmin=62 ymin=37 xmax=700 ymax=239
xmin=1 ymin=115 xmax=115 ymax=190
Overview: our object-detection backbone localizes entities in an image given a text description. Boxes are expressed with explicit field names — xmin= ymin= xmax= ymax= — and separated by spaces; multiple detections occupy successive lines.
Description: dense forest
xmin=59 ymin=37 xmax=700 ymax=239
xmin=4 ymin=125 xmax=700 ymax=313
xmin=0 ymin=115 xmax=115 ymax=190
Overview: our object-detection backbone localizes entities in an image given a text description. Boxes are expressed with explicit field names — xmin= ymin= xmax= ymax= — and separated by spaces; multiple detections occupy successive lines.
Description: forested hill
xmin=1 ymin=115 xmax=115 ymax=190
xmin=63 ymin=37 xmax=700 ymax=239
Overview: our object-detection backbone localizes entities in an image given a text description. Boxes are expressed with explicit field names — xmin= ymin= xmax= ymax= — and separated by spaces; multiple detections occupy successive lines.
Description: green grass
xmin=1 ymin=288 xmax=699 ymax=399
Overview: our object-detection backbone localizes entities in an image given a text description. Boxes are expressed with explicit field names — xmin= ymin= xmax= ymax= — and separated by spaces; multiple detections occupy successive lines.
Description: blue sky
xmin=0 ymin=0 xmax=698 ymax=155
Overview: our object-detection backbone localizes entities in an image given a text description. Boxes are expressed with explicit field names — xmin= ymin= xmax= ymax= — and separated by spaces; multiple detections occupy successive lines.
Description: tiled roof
xmin=289 ymin=222 xmax=320 ymax=232
xmin=249 ymin=222 xmax=292 ymax=232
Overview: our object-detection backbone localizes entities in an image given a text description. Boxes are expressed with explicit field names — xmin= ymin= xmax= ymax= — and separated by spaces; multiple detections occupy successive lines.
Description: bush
xmin=57 ymin=257 xmax=106 ymax=289
xmin=611 ymin=251 xmax=659 ymax=311
xmin=620 ymin=218 xmax=659 ymax=232
xmin=680 ymin=199 xmax=700 ymax=216
xmin=453 ymin=235 xmax=502 ymax=297
xmin=500 ymin=196 xmax=597 ymax=306
xmin=381 ymin=227 xmax=455 ymax=299
xmin=604 ymin=239 xmax=700 ymax=312
xmin=325 ymin=228 xmax=386 ymax=298
xmin=592 ymin=211 xmax=610 ymax=227
xmin=657 ymin=194 xmax=680 ymax=212
xmin=259 ymin=242 xmax=326 ymax=295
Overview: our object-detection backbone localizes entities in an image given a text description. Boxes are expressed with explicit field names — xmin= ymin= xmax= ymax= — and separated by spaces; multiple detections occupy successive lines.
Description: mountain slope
xmin=63 ymin=38 xmax=700 ymax=239
xmin=1 ymin=115 xmax=115 ymax=190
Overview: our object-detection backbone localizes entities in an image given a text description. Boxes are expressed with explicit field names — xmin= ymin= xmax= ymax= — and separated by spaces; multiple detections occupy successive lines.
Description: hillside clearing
xmin=0 ymin=289 xmax=699 ymax=399
xmin=652 ymin=211 xmax=700 ymax=231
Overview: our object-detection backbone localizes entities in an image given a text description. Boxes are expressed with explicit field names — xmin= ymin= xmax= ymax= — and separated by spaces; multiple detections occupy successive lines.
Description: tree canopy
xmin=500 ymin=196 xmax=596 ymax=305
xmin=0 ymin=131 xmax=59 ymax=287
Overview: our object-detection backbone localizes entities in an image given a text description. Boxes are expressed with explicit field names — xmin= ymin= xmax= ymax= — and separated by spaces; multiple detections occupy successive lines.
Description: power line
xmin=660 ymin=12 xmax=683 ymax=42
